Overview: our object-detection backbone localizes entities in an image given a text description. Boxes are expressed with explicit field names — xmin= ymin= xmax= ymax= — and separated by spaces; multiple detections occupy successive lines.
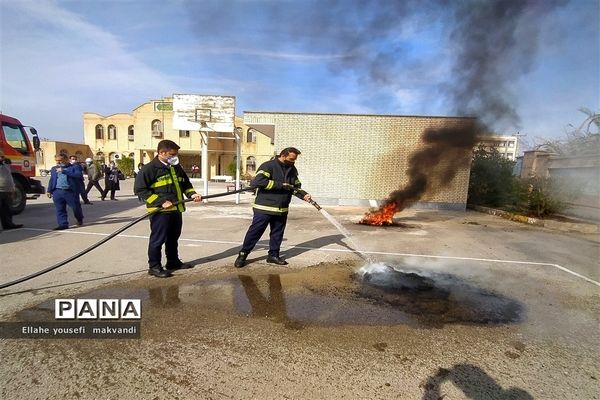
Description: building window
xmin=95 ymin=125 xmax=104 ymax=140
xmin=179 ymin=130 xmax=190 ymax=138
xmin=247 ymin=128 xmax=255 ymax=143
xmin=108 ymin=125 xmax=117 ymax=140
xmin=128 ymin=125 xmax=134 ymax=141
xmin=508 ymin=141 xmax=515 ymax=148
xmin=506 ymin=153 xmax=513 ymax=159
xmin=152 ymin=120 xmax=163 ymax=138
xmin=246 ymin=156 xmax=256 ymax=173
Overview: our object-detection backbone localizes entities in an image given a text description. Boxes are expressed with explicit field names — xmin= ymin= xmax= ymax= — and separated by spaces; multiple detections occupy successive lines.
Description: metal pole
xmin=234 ymin=127 xmax=241 ymax=204
xmin=201 ymin=130 xmax=209 ymax=203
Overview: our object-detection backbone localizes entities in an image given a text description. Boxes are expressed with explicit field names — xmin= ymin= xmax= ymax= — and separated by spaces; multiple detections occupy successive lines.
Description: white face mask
xmin=166 ymin=156 xmax=179 ymax=166
xmin=70 ymin=160 xmax=77 ymax=165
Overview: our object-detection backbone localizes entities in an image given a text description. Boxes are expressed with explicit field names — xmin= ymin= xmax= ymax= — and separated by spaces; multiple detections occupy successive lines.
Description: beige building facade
xmin=477 ymin=135 xmax=519 ymax=160
xmin=37 ymin=140 xmax=93 ymax=171
xmin=83 ymin=97 xmax=273 ymax=179
xmin=244 ymin=111 xmax=474 ymax=209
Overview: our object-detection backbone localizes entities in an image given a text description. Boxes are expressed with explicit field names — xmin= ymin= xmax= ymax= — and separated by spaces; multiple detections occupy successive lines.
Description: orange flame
xmin=360 ymin=202 xmax=398 ymax=226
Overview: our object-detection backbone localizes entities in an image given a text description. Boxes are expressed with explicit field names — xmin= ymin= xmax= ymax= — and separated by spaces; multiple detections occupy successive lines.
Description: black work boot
xmin=234 ymin=252 xmax=248 ymax=268
xmin=266 ymin=255 xmax=288 ymax=265
xmin=148 ymin=265 xmax=173 ymax=278
xmin=166 ymin=260 xmax=194 ymax=270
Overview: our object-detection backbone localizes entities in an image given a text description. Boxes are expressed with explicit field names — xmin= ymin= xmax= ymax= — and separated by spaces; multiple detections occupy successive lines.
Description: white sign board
xmin=172 ymin=94 xmax=235 ymax=132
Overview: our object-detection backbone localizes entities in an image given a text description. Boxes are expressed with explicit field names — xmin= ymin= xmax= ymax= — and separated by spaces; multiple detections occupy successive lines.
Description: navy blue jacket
xmin=251 ymin=158 xmax=307 ymax=215
xmin=47 ymin=164 xmax=83 ymax=194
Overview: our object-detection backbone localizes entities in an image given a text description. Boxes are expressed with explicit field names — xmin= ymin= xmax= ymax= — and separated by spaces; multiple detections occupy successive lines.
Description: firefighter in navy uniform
xmin=234 ymin=147 xmax=312 ymax=268
xmin=134 ymin=140 xmax=202 ymax=278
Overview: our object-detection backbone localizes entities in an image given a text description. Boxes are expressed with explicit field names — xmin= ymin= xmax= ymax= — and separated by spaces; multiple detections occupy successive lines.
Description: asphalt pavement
xmin=0 ymin=177 xmax=598 ymax=399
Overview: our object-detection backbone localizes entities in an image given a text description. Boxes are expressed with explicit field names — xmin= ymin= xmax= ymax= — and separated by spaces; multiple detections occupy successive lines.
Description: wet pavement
xmin=16 ymin=262 xmax=526 ymax=330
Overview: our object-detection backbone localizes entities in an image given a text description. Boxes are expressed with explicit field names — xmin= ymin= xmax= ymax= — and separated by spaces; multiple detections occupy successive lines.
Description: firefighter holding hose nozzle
xmin=234 ymin=147 xmax=312 ymax=268
xmin=134 ymin=140 xmax=202 ymax=278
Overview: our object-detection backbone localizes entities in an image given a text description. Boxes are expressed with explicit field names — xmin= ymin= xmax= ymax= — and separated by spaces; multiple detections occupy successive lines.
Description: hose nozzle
xmin=308 ymin=199 xmax=322 ymax=210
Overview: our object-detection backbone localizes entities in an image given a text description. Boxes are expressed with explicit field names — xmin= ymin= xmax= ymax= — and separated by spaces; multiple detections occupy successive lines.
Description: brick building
xmin=244 ymin=111 xmax=475 ymax=209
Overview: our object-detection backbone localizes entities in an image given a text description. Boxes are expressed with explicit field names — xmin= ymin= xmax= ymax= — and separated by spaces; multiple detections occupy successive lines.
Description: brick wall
xmin=244 ymin=112 xmax=474 ymax=209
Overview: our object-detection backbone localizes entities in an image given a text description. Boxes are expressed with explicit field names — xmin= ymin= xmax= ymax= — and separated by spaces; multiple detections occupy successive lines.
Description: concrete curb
xmin=469 ymin=205 xmax=599 ymax=234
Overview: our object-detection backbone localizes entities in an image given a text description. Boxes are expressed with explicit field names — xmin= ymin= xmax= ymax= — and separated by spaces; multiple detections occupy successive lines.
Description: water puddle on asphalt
xmin=16 ymin=262 xmax=525 ymax=330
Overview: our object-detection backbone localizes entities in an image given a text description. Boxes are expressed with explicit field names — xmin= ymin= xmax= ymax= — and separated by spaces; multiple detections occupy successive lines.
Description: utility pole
xmin=514 ymin=132 xmax=527 ymax=157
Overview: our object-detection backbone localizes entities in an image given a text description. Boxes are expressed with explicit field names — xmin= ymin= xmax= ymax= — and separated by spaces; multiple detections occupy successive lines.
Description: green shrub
xmin=468 ymin=146 xmax=516 ymax=207
xmin=521 ymin=177 xmax=567 ymax=218
xmin=226 ymin=160 xmax=237 ymax=177
xmin=116 ymin=156 xmax=134 ymax=178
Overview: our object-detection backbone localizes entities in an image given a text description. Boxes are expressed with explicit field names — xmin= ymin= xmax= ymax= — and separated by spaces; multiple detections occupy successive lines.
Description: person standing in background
xmin=47 ymin=154 xmax=84 ymax=230
xmin=0 ymin=150 xmax=23 ymax=231
xmin=190 ymin=164 xmax=200 ymax=178
xmin=102 ymin=161 xmax=121 ymax=201
xmin=84 ymin=158 xmax=104 ymax=199
xmin=69 ymin=155 xmax=92 ymax=205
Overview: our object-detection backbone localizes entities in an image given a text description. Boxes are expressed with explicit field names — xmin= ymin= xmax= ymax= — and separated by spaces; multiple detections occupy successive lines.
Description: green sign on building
xmin=154 ymin=102 xmax=173 ymax=112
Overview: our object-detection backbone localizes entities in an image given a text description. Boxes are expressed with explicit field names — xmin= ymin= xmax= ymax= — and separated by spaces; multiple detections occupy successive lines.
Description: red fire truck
xmin=0 ymin=113 xmax=45 ymax=214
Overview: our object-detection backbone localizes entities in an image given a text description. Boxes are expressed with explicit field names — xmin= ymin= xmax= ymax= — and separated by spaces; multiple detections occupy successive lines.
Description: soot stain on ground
xmin=355 ymin=266 xmax=526 ymax=327
xmin=14 ymin=262 xmax=525 ymax=331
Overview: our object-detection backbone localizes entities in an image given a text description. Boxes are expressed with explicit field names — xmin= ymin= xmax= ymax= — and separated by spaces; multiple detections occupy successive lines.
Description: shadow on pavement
xmin=186 ymin=234 xmax=351 ymax=267
xmin=421 ymin=363 xmax=533 ymax=400
xmin=0 ymin=197 xmax=146 ymax=245
xmin=0 ymin=269 xmax=147 ymax=297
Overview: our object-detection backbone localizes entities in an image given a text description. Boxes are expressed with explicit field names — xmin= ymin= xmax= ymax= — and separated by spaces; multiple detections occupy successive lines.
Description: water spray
xmin=309 ymin=198 xmax=374 ymax=263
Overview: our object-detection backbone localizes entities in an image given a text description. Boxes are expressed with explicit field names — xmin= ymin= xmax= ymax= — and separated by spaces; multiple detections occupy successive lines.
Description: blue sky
xmin=1 ymin=0 xmax=598 ymax=149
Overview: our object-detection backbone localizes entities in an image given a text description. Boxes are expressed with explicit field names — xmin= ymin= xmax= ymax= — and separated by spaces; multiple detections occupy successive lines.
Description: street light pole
xmin=234 ymin=127 xmax=242 ymax=204
xmin=199 ymin=123 xmax=210 ymax=203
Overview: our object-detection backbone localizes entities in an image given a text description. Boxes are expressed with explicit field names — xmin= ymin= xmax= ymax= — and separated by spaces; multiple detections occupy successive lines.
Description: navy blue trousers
xmin=52 ymin=189 xmax=83 ymax=227
xmin=241 ymin=211 xmax=288 ymax=257
xmin=148 ymin=212 xmax=183 ymax=268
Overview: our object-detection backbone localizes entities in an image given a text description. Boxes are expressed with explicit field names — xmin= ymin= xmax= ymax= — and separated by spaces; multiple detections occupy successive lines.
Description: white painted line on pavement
xmin=18 ymin=227 xmax=600 ymax=287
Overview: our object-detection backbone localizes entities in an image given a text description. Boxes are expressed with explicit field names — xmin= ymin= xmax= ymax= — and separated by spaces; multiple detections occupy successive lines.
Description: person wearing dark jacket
xmin=234 ymin=147 xmax=312 ymax=268
xmin=47 ymin=154 xmax=84 ymax=230
xmin=102 ymin=161 xmax=121 ymax=200
xmin=84 ymin=158 xmax=104 ymax=198
xmin=134 ymin=140 xmax=202 ymax=278
xmin=69 ymin=155 xmax=92 ymax=205
xmin=0 ymin=150 xmax=23 ymax=231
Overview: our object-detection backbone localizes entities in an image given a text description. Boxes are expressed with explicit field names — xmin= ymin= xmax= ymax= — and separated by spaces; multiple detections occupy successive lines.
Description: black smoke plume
xmin=380 ymin=0 xmax=567 ymax=212
xmin=186 ymin=0 xmax=568 ymax=212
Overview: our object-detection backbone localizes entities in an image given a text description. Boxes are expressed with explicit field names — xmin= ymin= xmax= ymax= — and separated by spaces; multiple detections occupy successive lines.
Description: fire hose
xmin=0 ymin=187 xmax=256 ymax=290
xmin=0 ymin=187 xmax=323 ymax=290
